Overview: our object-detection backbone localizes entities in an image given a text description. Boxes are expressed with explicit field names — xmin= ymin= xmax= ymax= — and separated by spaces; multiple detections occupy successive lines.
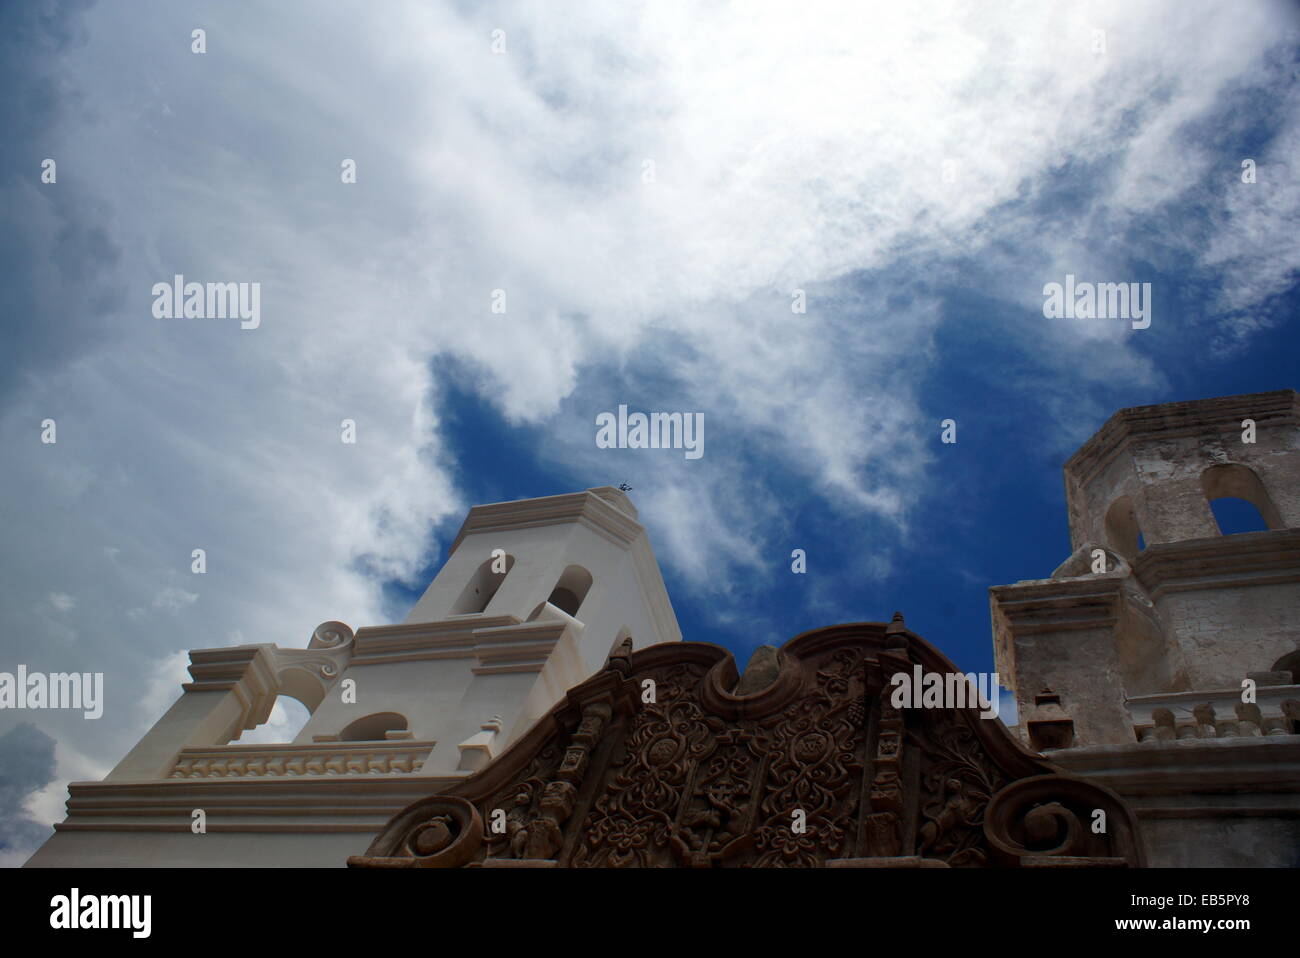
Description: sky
xmin=1 ymin=0 xmax=1297 ymax=867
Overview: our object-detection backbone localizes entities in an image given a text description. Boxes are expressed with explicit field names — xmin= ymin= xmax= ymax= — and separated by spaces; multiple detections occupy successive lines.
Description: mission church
xmin=25 ymin=390 xmax=1300 ymax=868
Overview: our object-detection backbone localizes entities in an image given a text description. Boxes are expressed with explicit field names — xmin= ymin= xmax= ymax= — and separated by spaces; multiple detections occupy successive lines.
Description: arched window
xmin=1104 ymin=496 xmax=1144 ymax=558
xmin=451 ymin=553 xmax=515 ymax=615
xmin=546 ymin=565 xmax=593 ymax=617
xmin=339 ymin=711 xmax=408 ymax=742
xmin=1202 ymin=464 xmax=1281 ymax=534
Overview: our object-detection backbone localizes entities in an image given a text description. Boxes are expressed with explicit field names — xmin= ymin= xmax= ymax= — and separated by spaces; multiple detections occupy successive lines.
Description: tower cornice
xmin=448 ymin=487 xmax=643 ymax=553
xmin=1064 ymin=389 xmax=1298 ymax=489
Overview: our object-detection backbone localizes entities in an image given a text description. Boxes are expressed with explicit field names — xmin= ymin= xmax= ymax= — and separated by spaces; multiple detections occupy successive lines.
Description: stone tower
xmin=990 ymin=389 xmax=1300 ymax=866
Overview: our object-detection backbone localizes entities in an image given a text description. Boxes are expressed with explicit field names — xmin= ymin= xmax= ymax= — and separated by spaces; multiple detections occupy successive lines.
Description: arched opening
xmin=451 ymin=553 xmax=515 ymax=615
xmin=1209 ymin=497 xmax=1269 ymax=535
xmin=234 ymin=694 xmax=312 ymax=745
xmin=339 ymin=711 xmax=408 ymax=742
xmin=546 ymin=564 xmax=593 ymax=617
xmin=1270 ymin=651 xmax=1300 ymax=686
xmin=1202 ymin=464 xmax=1282 ymax=534
xmin=1104 ymin=496 xmax=1144 ymax=559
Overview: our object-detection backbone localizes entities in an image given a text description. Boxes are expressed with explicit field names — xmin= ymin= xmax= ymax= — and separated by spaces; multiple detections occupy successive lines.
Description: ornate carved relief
xmin=916 ymin=710 xmax=1005 ymax=866
xmin=573 ymin=661 xmax=714 ymax=868
xmin=751 ymin=647 xmax=865 ymax=867
xmin=349 ymin=620 xmax=1146 ymax=868
xmin=482 ymin=743 xmax=562 ymax=860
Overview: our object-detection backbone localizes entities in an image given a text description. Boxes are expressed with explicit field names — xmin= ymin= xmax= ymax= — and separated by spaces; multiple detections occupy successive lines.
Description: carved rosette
xmin=349 ymin=621 xmax=1146 ymax=868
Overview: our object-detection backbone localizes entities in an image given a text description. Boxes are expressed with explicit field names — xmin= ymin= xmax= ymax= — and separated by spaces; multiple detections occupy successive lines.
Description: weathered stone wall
xmin=1150 ymin=572 xmax=1300 ymax=691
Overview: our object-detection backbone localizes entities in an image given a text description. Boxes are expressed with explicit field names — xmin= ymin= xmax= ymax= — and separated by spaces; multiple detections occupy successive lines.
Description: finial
xmin=884 ymin=611 xmax=908 ymax=648
xmin=604 ymin=634 xmax=634 ymax=674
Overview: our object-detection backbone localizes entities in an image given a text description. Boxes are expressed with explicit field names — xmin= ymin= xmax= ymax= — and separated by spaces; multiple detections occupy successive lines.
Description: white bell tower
xmin=294 ymin=485 xmax=681 ymax=775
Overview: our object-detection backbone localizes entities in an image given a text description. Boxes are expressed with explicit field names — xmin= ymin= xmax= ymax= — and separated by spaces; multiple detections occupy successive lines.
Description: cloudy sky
xmin=1 ymin=0 xmax=1297 ymax=866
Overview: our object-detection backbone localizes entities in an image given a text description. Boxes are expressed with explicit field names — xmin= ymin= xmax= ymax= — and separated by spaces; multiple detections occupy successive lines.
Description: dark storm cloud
xmin=0 ymin=723 xmax=58 ymax=857
xmin=0 ymin=0 xmax=124 ymax=399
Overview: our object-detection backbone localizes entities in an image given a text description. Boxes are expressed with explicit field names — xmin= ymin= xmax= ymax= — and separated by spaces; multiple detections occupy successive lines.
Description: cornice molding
xmin=1049 ymin=737 xmax=1300 ymax=796
xmin=182 ymin=645 xmax=279 ymax=729
xmin=989 ymin=574 xmax=1127 ymax=636
xmin=469 ymin=620 xmax=569 ymax=675
xmin=1133 ymin=529 xmax=1300 ymax=597
xmin=448 ymin=489 xmax=644 ymax=554
xmin=1064 ymin=389 xmax=1298 ymax=488
xmin=53 ymin=774 xmax=470 ymax=832
xmin=344 ymin=615 xmax=582 ymax=673
xmin=348 ymin=615 xmax=520 ymax=666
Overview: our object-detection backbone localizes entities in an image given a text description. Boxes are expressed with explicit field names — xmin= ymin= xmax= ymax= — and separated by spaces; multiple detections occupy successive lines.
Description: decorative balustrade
xmin=168 ymin=740 xmax=437 ymax=779
xmin=1128 ymin=687 xmax=1299 ymax=743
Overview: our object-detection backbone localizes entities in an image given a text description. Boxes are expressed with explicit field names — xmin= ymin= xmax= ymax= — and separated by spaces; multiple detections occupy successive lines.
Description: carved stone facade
xmin=350 ymin=621 xmax=1143 ymax=868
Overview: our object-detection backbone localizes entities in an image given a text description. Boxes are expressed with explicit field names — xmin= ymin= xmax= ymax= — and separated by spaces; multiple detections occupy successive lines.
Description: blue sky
xmin=1 ymin=0 xmax=1297 ymax=866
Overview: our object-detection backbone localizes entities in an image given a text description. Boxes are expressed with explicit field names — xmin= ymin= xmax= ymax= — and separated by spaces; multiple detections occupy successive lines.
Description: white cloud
xmin=137 ymin=650 xmax=193 ymax=729
xmin=151 ymin=587 xmax=198 ymax=612
xmin=24 ymin=739 xmax=111 ymax=835
xmin=0 ymin=0 xmax=1294 ymax=822
xmin=47 ymin=592 xmax=76 ymax=613
xmin=998 ymin=689 xmax=1020 ymax=729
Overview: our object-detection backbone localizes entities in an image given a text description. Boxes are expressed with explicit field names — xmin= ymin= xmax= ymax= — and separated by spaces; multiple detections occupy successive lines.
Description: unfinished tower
xmin=991 ymin=389 xmax=1300 ymax=866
